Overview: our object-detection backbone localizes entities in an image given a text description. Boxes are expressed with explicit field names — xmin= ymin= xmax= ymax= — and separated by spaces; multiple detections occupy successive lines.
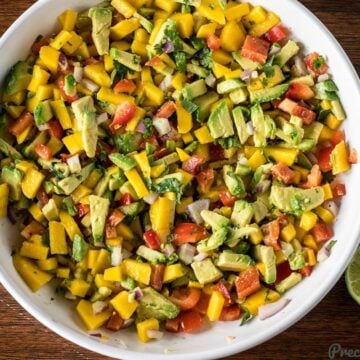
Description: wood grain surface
xmin=0 ymin=1 xmax=359 ymax=359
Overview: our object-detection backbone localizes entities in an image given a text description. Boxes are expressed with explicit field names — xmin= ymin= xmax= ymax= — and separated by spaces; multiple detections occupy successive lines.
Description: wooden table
xmin=0 ymin=1 xmax=359 ymax=359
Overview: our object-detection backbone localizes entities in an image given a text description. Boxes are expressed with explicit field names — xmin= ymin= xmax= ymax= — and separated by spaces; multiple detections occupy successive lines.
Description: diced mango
xmin=176 ymin=148 xmax=191 ymax=162
xmin=21 ymin=168 xmax=45 ymax=199
xmin=37 ymin=257 xmax=58 ymax=271
xmin=212 ymin=49 xmax=232 ymax=65
xmin=182 ymin=132 xmax=194 ymax=144
xmin=249 ymin=12 xmax=280 ymax=37
xmin=172 ymin=13 xmax=194 ymax=38
xmin=59 ymin=210 xmax=82 ymax=241
xmin=29 ymin=203 xmax=45 ymax=223
xmin=110 ymin=291 xmax=139 ymax=320
xmin=207 ymin=290 xmax=225 ymax=321
xmin=13 ymin=254 xmax=53 ymax=292
xmin=196 ymin=22 xmax=218 ymax=39
xmin=51 ymin=100 xmax=72 ymax=130
xmin=225 ymin=3 xmax=251 ymax=21
xmin=57 ymin=268 xmax=70 ymax=278
xmin=117 ymin=223 xmax=135 ymax=240
xmin=137 ymin=318 xmax=159 ymax=342
xmin=299 ymin=211 xmax=318 ymax=231
xmin=331 ymin=140 xmax=350 ymax=175
xmin=133 ymin=151 xmax=151 ymax=178
xmin=143 ymin=82 xmax=164 ymax=106
xmin=264 ymin=147 xmax=299 ymax=166
xmin=221 ymin=21 xmax=246 ymax=52
xmin=97 ymin=87 xmax=135 ymax=105
xmin=322 ymin=183 xmax=333 ymax=200
xmin=62 ymin=31 xmax=83 ymax=55
xmin=176 ymin=196 xmax=193 ymax=214
xmin=151 ymin=164 xmax=166 ymax=178
xmin=194 ymin=125 xmax=214 ymax=144
xmin=198 ymin=0 xmax=225 ymax=25
xmin=124 ymin=168 xmax=149 ymax=198
xmin=155 ymin=0 xmax=179 ymax=13
xmin=249 ymin=224 xmax=263 ymax=245
xmin=91 ymin=249 xmax=111 ymax=275
xmin=212 ymin=62 xmax=231 ymax=79
xmin=27 ymin=65 xmax=50 ymax=93
xmin=51 ymin=30 xmax=72 ymax=50
xmin=39 ymin=46 xmax=60 ymax=74
xmin=0 ymin=183 xmax=9 ymax=217
xmin=112 ymin=0 xmax=136 ymax=18
xmin=111 ymin=18 xmax=141 ymax=40
xmin=20 ymin=242 xmax=49 ymax=260
xmin=280 ymin=223 xmax=297 ymax=243
xmin=315 ymin=206 xmax=335 ymax=224
xmin=242 ymin=287 xmax=281 ymax=316
xmin=58 ymin=9 xmax=78 ymax=31
xmin=243 ymin=5 xmax=267 ymax=28
xmin=176 ymin=101 xmax=193 ymax=134
xmin=304 ymin=248 xmax=317 ymax=266
xmin=123 ymin=259 xmax=152 ymax=285
xmin=63 ymin=132 xmax=84 ymax=154
xmin=163 ymin=264 xmax=184 ymax=283
xmin=303 ymin=234 xmax=318 ymax=251
xmin=104 ymin=266 xmax=123 ymax=282
xmin=76 ymin=299 xmax=112 ymax=331
xmin=246 ymin=149 xmax=266 ymax=170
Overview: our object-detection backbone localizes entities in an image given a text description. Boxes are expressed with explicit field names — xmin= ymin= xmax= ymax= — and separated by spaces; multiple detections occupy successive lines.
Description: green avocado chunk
xmin=137 ymin=287 xmax=180 ymax=321
xmin=253 ymin=245 xmax=276 ymax=284
xmin=3 ymin=61 xmax=32 ymax=96
xmin=270 ymin=185 xmax=325 ymax=215
xmin=89 ymin=194 xmax=110 ymax=245
xmin=207 ymin=100 xmax=234 ymax=139
xmin=275 ymin=272 xmax=302 ymax=294
xmin=191 ymin=258 xmax=223 ymax=284
xmin=1 ymin=165 xmax=23 ymax=201
xmin=88 ymin=7 xmax=112 ymax=55
xmin=216 ymin=251 xmax=255 ymax=272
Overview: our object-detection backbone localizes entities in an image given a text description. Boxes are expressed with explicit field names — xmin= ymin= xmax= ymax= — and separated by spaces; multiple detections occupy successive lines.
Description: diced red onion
xmin=143 ymin=192 xmax=159 ymax=205
xmin=89 ymin=333 xmax=102 ymax=338
xmin=159 ymin=74 xmax=173 ymax=92
xmin=163 ymin=243 xmax=175 ymax=257
xmin=131 ymin=287 xmax=143 ymax=300
xmin=186 ymin=199 xmax=211 ymax=224
xmin=205 ymin=73 xmax=217 ymax=88
xmin=317 ymin=244 xmax=330 ymax=262
xmin=58 ymin=53 xmax=69 ymax=72
xmin=66 ymin=154 xmax=81 ymax=173
xmin=135 ymin=119 xmax=146 ymax=134
xmin=259 ymin=298 xmax=291 ymax=320
xmin=240 ymin=69 xmax=252 ymax=84
xmin=37 ymin=123 xmax=50 ymax=131
xmin=122 ymin=319 xmax=135 ymax=328
xmin=163 ymin=40 xmax=174 ymax=54
xmin=255 ymin=180 xmax=271 ymax=193
xmin=153 ymin=117 xmax=171 ymax=136
xmin=306 ymin=152 xmax=318 ymax=165
xmin=82 ymin=78 xmax=100 ymax=92
xmin=92 ymin=301 xmax=108 ymax=315
xmin=193 ymin=252 xmax=209 ymax=262
xmin=178 ymin=244 xmax=196 ymax=265
xmin=73 ymin=66 xmax=84 ymax=83
xmin=111 ymin=246 xmax=122 ymax=266
xmin=246 ymin=121 xmax=255 ymax=135
xmin=293 ymin=56 xmax=308 ymax=76
xmin=280 ymin=241 xmax=294 ymax=259
xmin=146 ymin=329 xmax=164 ymax=340
xmin=318 ymin=73 xmax=330 ymax=82
xmin=323 ymin=200 xmax=339 ymax=217
xmin=97 ymin=113 xmax=108 ymax=125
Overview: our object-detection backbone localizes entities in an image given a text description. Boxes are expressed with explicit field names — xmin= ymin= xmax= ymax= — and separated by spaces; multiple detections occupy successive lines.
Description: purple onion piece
xmin=58 ymin=53 xmax=69 ymax=72
xmin=255 ymin=180 xmax=271 ymax=193
xmin=317 ymin=245 xmax=330 ymax=262
xmin=163 ymin=243 xmax=175 ymax=257
xmin=178 ymin=244 xmax=196 ymax=265
xmin=240 ymin=69 xmax=252 ymax=84
xmin=89 ymin=333 xmax=102 ymax=338
xmin=193 ymin=252 xmax=209 ymax=262
xmin=131 ymin=287 xmax=143 ymax=300
xmin=135 ymin=119 xmax=146 ymax=133
xmin=323 ymin=200 xmax=339 ymax=217
xmin=258 ymin=298 xmax=291 ymax=320
xmin=186 ymin=199 xmax=210 ymax=225
xmin=163 ymin=40 xmax=174 ymax=54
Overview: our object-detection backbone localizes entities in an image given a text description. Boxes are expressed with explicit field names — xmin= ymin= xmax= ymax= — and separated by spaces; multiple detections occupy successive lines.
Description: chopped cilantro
xmin=199 ymin=47 xmax=213 ymax=68
xmin=174 ymin=51 xmax=187 ymax=72
xmin=152 ymin=178 xmax=183 ymax=202
xmin=115 ymin=132 xmax=142 ymax=154
xmin=114 ymin=60 xmax=129 ymax=80
xmin=239 ymin=309 xmax=253 ymax=326
xmin=190 ymin=37 xmax=206 ymax=51
xmin=164 ymin=20 xmax=183 ymax=52
xmin=312 ymin=55 xmax=326 ymax=71
xmin=143 ymin=117 xmax=154 ymax=138
xmin=182 ymin=98 xmax=199 ymax=114
xmin=62 ymin=196 xmax=77 ymax=216
xmin=317 ymin=108 xmax=332 ymax=122
xmin=218 ymin=137 xmax=241 ymax=149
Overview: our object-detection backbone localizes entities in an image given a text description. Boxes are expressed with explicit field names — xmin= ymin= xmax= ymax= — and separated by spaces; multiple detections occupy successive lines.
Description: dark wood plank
xmin=0 ymin=1 xmax=359 ymax=359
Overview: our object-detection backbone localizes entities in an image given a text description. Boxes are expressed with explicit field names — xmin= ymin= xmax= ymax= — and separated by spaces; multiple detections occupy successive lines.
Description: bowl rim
xmin=0 ymin=1 xmax=359 ymax=359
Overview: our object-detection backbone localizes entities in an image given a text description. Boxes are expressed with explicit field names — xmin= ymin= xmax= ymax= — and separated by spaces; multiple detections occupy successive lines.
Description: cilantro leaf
xmin=239 ymin=309 xmax=253 ymax=326
xmin=174 ymin=51 xmax=187 ymax=72
xmin=190 ymin=37 xmax=206 ymax=51
xmin=182 ymin=99 xmax=199 ymax=114
xmin=152 ymin=178 xmax=183 ymax=202
xmin=218 ymin=137 xmax=241 ymax=149
xmin=114 ymin=60 xmax=129 ymax=80
xmin=143 ymin=117 xmax=154 ymax=138
xmin=312 ymin=55 xmax=326 ymax=71
xmin=199 ymin=47 xmax=213 ymax=68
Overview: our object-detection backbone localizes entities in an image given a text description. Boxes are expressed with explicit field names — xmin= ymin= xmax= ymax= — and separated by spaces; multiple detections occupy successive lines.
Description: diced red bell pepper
xmin=154 ymin=146 xmax=170 ymax=160
xmin=264 ymin=24 xmax=288 ymax=43
xmin=332 ymin=183 xmax=346 ymax=198
xmin=275 ymin=261 xmax=292 ymax=284
xmin=145 ymin=56 xmax=163 ymax=67
xmin=47 ymin=119 xmax=64 ymax=139
xmin=170 ymin=287 xmax=202 ymax=310
xmin=194 ymin=291 xmax=210 ymax=315
xmin=219 ymin=304 xmax=241 ymax=321
xmin=36 ymin=187 xmax=49 ymax=206
xmin=235 ymin=267 xmax=261 ymax=299
xmin=182 ymin=155 xmax=205 ymax=175
xmin=143 ymin=229 xmax=161 ymax=250
xmin=109 ymin=101 xmax=136 ymax=133
xmin=107 ymin=209 xmax=125 ymax=227
xmin=218 ymin=190 xmax=237 ymax=207
xmin=20 ymin=221 xmax=45 ymax=240
xmin=77 ymin=203 xmax=90 ymax=218
xmin=156 ymin=101 xmax=177 ymax=118
xmin=35 ymin=144 xmax=53 ymax=160
xmin=330 ymin=130 xmax=345 ymax=146
xmin=271 ymin=162 xmax=295 ymax=184
xmin=105 ymin=224 xmax=117 ymax=239
xmin=9 ymin=112 xmax=34 ymax=136
xmin=165 ymin=317 xmax=181 ymax=333
xmin=286 ymin=82 xmax=315 ymax=101
xmin=317 ymin=146 xmax=335 ymax=172
xmin=172 ymin=223 xmax=209 ymax=245
xmin=298 ymin=266 xmax=314 ymax=277
xmin=262 ymin=219 xmax=281 ymax=250
xmin=311 ymin=222 xmax=333 ymax=243
xmin=196 ymin=167 xmax=215 ymax=193
xmin=179 ymin=311 xmax=203 ymax=333
xmin=240 ymin=35 xmax=270 ymax=65
xmin=292 ymin=104 xmax=316 ymax=125
xmin=305 ymin=52 xmax=329 ymax=76
xmin=209 ymin=143 xmax=225 ymax=161
xmin=119 ymin=192 xmax=133 ymax=206
xmin=114 ymin=79 xmax=136 ymax=93
xmin=31 ymin=35 xmax=51 ymax=55
xmin=207 ymin=34 xmax=221 ymax=50
xmin=300 ymin=164 xmax=322 ymax=189
xmin=106 ymin=312 xmax=124 ymax=331
xmin=348 ymin=148 xmax=358 ymax=164
xmin=150 ymin=264 xmax=165 ymax=291
xmin=214 ymin=280 xmax=233 ymax=306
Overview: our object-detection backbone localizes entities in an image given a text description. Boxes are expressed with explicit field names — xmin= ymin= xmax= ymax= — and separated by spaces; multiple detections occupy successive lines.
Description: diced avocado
xmin=197 ymin=227 xmax=228 ymax=253
xmin=232 ymin=51 xmax=259 ymax=70
xmin=151 ymin=152 xmax=180 ymax=167
xmin=251 ymin=198 xmax=269 ymax=223
xmin=42 ymin=198 xmax=59 ymax=221
xmin=0 ymin=138 xmax=22 ymax=160
xmin=270 ymin=185 xmax=325 ymax=216
xmin=225 ymin=225 xmax=258 ymax=247
xmin=191 ymin=258 xmax=223 ymax=285
xmin=274 ymin=40 xmax=300 ymax=67
xmin=297 ymin=139 xmax=316 ymax=152
xmin=235 ymin=163 xmax=252 ymax=176
xmin=277 ymin=121 xmax=304 ymax=145
xmin=34 ymin=100 xmax=53 ymax=126
xmin=331 ymin=99 xmax=346 ymax=121
xmin=289 ymin=74 xmax=315 ymax=86
xmin=72 ymin=234 xmax=89 ymax=262
xmin=250 ymin=163 xmax=272 ymax=191
xmin=231 ymin=200 xmax=254 ymax=227
xmin=250 ymin=84 xmax=289 ymax=104
xmin=1 ymin=166 xmax=23 ymax=201
xmin=275 ymin=272 xmax=302 ymax=294
xmin=182 ymin=79 xmax=207 ymax=100
xmin=57 ymin=163 xmax=95 ymax=195
xmin=288 ymin=250 xmax=306 ymax=270
xmin=304 ymin=122 xmax=324 ymax=144
xmin=109 ymin=153 xmax=137 ymax=171
xmin=217 ymin=79 xmax=245 ymax=95
xmin=3 ymin=61 xmax=32 ymax=96
xmin=136 ymin=245 xmax=166 ymax=264
xmin=264 ymin=115 xmax=276 ymax=139
xmin=133 ymin=12 xmax=153 ymax=34
xmin=251 ymin=103 xmax=266 ymax=147
xmin=88 ymin=7 xmax=112 ymax=56
xmin=137 ymin=287 xmax=180 ymax=321
xmin=207 ymin=100 xmax=234 ymax=139
xmin=216 ymin=251 xmax=255 ymax=272
xmin=120 ymin=201 xmax=142 ymax=217
xmin=22 ymin=131 xmax=48 ymax=159
xmin=200 ymin=210 xmax=230 ymax=231
xmin=223 ymin=165 xmax=245 ymax=197
xmin=89 ymin=194 xmax=110 ymax=245
xmin=253 ymin=245 xmax=276 ymax=284
xmin=61 ymin=196 xmax=78 ymax=216
xmin=110 ymin=48 xmax=142 ymax=72
xmin=72 ymin=96 xmax=98 ymax=158
xmin=187 ymin=64 xmax=210 ymax=78
xmin=193 ymin=92 xmax=219 ymax=122
xmin=0 ymin=113 xmax=15 ymax=144
xmin=150 ymin=19 xmax=173 ymax=54
xmin=229 ymin=87 xmax=248 ymax=105
xmin=64 ymin=74 xmax=77 ymax=97
xmin=296 ymin=152 xmax=313 ymax=170
xmin=109 ymin=171 xmax=127 ymax=191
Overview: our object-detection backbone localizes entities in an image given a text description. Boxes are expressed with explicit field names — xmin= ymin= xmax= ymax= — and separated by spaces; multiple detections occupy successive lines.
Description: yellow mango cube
xmin=249 ymin=12 xmax=280 ymax=37
xmin=58 ymin=9 xmax=78 ymax=31
xmin=57 ymin=268 xmax=70 ymax=278
xmin=51 ymin=100 xmax=72 ymax=129
xmin=331 ymin=140 xmax=351 ymax=175
xmin=29 ymin=203 xmax=45 ymax=223
xmin=249 ymin=224 xmax=264 ymax=245
xmin=225 ymin=3 xmax=251 ymax=21
xmin=63 ymin=132 xmax=84 ymax=154
xmin=123 ymin=259 xmax=152 ymax=285
xmin=176 ymin=148 xmax=191 ymax=162
xmin=91 ymin=249 xmax=111 ymax=275
xmin=111 ymin=0 xmax=136 ymax=18
xmin=51 ymin=30 xmax=72 ymax=50
xmin=84 ymin=63 xmax=112 ymax=88
xmin=243 ymin=5 xmax=267 ymax=28
xmin=62 ymin=31 xmax=83 ymax=55
xmin=299 ymin=211 xmax=318 ymax=231
xmin=280 ymin=223 xmax=297 ymax=243
xmin=221 ymin=21 xmax=246 ymax=52
xmin=303 ymin=234 xmax=318 ymax=251
xmin=76 ymin=299 xmax=112 ymax=331
xmin=0 ymin=183 xmax=9 ymax=217
xmin=124 ymin=168 xmax=149 ymax=198
xmin=144 ymin=82 xmax=164 ymax=106
xmin=27 ymin=65 xmax=50 ymax=93
xmin=212 ymin=62 xmax=231 ymax=79
xmin=198 ymin=0 xmax=225 ymax=25
xmin=104 ymin=266 xmax=123 ymax=282
xmin=111 ymin=18 xmax=141 ymax=40
xmin=171 ymin=13 xmax=194 ymax=38
xmin=137 ymin=318 xmax=159 ymax=342
xmin=110 ymin=291 xmax=139 ymax=320
xmin=163 ymin=264 xmax=184 ymax=283
xmin=48 ymin=222 xmax=66 ymax=256
xmin=315 ymin=206 xmax=335 ymax=224
xmin=243 ymin=287 xmax=281 ymax=316
xmin=322 ymin=183 xmax=333 ymax=200
xmin=20 ymin=242 xmax=49 ymax=260
xmin=194 ymin=125 xmax=214 ymax=144
xmin=37 ymin=257 xmax=58 ymax=271
xmin=212 ymin=49 xmax=232 ymax=65
xmin=39 ymin=46 xmax=60 ymax=74
xmin=176 ymin=101 xmax=193 ymax=134
xmin=151 ymin=164 xmax=166 ymax=178
xmin=207 ymin=290 xmax=225 ymax=321
xmin=97 ymin=86 xmax=135 ymax=105
xmin=21 ymin=168 xmax=45 ymax=199
xmin=133 ymin=151 xmax=151 ymax=178
xmin=196 ymin=23 xmax=218 ymax=39
xmin=59 ymin=210 xmax=82 ymax=241
xmin=246 ymin=149 xmax=266 ymax=170
xmin=264 ymin=147 xmax=299 ymax=166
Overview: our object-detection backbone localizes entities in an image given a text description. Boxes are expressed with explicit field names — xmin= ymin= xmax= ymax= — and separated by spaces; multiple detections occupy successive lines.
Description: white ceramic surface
xmin=0 ymin=1 xmax=359 ymax=359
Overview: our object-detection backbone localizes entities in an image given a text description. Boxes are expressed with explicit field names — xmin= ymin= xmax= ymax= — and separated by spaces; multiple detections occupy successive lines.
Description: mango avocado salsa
xmin=0 ymin=0 xmax=356 ymax=341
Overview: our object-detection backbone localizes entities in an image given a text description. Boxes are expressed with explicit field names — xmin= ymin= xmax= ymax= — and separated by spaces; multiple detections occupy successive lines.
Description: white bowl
xmin=0 ymin=0 xmax=359 ymax=359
